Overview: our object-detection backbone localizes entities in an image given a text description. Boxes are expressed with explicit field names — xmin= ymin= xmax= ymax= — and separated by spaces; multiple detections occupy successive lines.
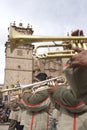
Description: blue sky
xmin=0 ymin=0 xmax=87 ymax=83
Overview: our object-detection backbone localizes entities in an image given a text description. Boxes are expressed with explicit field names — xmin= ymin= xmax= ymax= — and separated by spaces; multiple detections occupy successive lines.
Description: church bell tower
xmin=4 ymin=22 xmax=34 ymax=88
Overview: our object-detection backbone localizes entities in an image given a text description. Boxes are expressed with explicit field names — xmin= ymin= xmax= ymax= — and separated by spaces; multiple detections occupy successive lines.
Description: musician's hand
xmin=48 ymin=80 xmax=58 ymax=94
xmin=71 ymin=47 xmax=87 ymax=68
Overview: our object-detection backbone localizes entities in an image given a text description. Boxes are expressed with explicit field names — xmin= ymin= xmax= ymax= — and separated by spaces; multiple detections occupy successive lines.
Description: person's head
xmin=33 ymin=73 xmax=47 ymax=82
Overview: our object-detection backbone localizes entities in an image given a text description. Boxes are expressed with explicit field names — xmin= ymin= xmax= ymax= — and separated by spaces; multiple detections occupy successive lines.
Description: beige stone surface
xmin=4 ymin=45 xmax=33 ymax=88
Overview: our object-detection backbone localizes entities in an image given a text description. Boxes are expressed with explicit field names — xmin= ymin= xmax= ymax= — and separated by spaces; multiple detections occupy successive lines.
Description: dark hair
xmin=35 ymin=73 xmax=47 ymax=81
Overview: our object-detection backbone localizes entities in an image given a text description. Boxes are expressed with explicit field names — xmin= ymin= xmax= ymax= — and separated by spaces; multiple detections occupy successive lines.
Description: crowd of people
xmin=0 ymin=92 xmax=10 ymax=124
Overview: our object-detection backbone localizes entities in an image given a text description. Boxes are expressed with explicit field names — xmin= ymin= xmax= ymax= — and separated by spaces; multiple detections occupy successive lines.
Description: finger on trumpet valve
xmin=71 ymin=42 xmax=77 ymax=48
xmin=78 ymin=43 xmax=82 ymax=48
xmin=48 ymin=81 xmax=55 ymax=86
xmin=83 ymin=43 xmax=87 ymax=50
xmin=72 ymin=42 xmax=78 ymax=54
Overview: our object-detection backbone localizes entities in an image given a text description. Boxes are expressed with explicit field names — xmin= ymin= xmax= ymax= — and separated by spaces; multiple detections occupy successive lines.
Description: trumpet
xmin=34 ymin=44 xmax=75 ymax=58
xmin=20 ymin=76 xmax=66 ymax=93
xmin=9 ymin=26 xmax=87 ymax=53
xmin=34 ymin=41 xmax=87 ymax=58
xmin=1 ymin=87 xmax=21 ymax=93
xmin=9 ymin=26 xmax=87 ymax=42
xmin=1 ymin=76 xmax=66 ymax=93
xmin=33 ymin=43 xmax=74 ymax=58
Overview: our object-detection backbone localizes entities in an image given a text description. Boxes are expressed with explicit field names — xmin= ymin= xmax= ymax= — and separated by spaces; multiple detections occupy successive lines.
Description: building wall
xmin=4 ymin=46 xmax=65 ymax=88
xmin=33 ymin=57 xmax=64 ymax=77
xmin=4 ymin=44 xmax=33 ymax=88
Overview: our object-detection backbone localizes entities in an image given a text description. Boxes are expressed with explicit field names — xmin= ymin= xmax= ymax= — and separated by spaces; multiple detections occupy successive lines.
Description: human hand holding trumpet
xmin=30 ymin=76 xmax=65 ymax=94
xmin=47 ymin=79 xmax=58 ymax=94
xmin=21 ymin=76 xmax=65 ymax=94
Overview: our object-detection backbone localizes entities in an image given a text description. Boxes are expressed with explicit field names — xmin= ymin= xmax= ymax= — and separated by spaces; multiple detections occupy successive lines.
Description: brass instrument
xmin=33 ymin=40 xmax=87 ymax=58
xmin=20 ymin=76 xmax=66 ymax=93
xmin=9 ymin=26 xmax=87 ymax=55
xmin=34 ymin=44 xmax=76 ymax=58
xmin=1 ymin=87 xmax=21 ymax=93
xmin=1 ymin=76 xmax=66 ymax=94
xmin=34 ymin=43 xmax=74 ymax=59
xmin=9 ymin=26 xmax=87 ymax=42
